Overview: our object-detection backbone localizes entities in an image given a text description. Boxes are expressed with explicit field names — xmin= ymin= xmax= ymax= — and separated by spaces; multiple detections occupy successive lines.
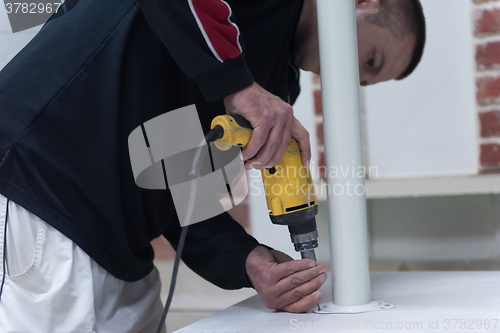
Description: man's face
xmin=305 ymin=18 xmax=415 ymax=85
xmin=294 ymin=0 xmax=415 ymax=85
xmin=356 ymin=21 xmax=415 ymax=86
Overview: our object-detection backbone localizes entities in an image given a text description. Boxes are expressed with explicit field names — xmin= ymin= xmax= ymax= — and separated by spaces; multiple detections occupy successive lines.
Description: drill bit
xmin=300 ymin=249 xmax=317 ymax=261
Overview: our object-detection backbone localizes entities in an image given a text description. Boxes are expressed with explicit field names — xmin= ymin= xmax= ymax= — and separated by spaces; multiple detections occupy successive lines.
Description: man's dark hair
xmin=366 ymin=0 xmax=426 ymax=80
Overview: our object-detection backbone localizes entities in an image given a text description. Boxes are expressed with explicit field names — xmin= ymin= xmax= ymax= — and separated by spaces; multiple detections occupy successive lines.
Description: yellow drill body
xmin=210 ymin=115 xmax=319 ymax=259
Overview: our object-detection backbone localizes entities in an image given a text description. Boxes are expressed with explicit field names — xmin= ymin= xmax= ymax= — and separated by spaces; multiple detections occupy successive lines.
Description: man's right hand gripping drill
xmin=223 ymin=82 xmax=311 ymax=170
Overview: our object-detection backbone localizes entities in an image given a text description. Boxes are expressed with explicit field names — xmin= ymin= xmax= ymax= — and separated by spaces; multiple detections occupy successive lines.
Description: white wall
xmin=364 ymin=0 xmax=478 ymax=178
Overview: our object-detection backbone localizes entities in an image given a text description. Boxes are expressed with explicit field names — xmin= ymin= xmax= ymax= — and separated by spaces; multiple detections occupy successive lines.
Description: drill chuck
xmin=288 ymin=218 xmax=319 ymax=261
xmin=291 ymin=229 xmax=318 ymax=252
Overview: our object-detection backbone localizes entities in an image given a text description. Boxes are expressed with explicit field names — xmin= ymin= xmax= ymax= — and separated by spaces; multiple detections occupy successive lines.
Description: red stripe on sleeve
xmin=191 ymin=0 xmax=242 ymax=61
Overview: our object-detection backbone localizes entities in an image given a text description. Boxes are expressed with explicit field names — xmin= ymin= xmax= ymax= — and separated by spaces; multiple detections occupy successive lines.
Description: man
xmin=0 ymin=0 xmax=425 ymax=331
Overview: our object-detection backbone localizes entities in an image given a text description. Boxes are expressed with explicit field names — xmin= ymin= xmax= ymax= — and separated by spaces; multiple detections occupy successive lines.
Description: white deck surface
xmin=174 ymin=271 xmax=500 ymax=333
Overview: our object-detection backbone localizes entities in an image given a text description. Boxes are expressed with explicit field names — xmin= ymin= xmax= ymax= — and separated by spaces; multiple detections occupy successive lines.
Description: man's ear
xmin=356 ymin=0 xmax=380 ymax=16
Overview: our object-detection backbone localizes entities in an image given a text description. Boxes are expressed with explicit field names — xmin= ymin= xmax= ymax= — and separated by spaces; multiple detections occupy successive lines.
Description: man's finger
xmin=291 ymin=117 xmax=311 ymax=167
xmin=271 ymin=259 xmax=317 ymax=282
xmin=248 ymin=123 xmax=285 ymax=169
xmin=274 ymin=264 xmax=327 ymax=293
xmin=281 ymin=290 xmax=324 ymax=313
xmin=275 ymin=273 xmax=326 ymax=310
xmin=266 ymin=117 xmax=293 ymax=167
xmin=242 ymin=124 xmax=271 ymax=164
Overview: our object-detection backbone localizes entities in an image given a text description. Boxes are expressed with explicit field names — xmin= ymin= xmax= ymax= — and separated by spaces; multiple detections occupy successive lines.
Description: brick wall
xmin=474 ymin=0 xmax=500 ymax=169
xmin=312 ymin=74 xmax=327 ymax=178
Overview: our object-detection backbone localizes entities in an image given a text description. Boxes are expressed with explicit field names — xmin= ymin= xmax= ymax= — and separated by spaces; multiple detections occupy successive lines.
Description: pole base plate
xmin=314 ymin=300 xmax=395 ymax=314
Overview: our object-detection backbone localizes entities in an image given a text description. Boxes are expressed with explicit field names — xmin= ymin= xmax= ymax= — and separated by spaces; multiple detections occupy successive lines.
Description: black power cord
xmin=155 ymin=127 xmax=223 ymax=333
xmin=155 ymin=225 xmax=189 ymax=333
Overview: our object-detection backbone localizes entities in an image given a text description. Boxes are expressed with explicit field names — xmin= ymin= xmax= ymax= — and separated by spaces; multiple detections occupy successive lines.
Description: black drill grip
xmin=229 ymin=114 xmax=253 ymax=129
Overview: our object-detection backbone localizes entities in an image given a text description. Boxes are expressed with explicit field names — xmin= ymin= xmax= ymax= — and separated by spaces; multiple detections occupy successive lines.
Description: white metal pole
xmin=316 ymin=0 xmax=371 ymax=306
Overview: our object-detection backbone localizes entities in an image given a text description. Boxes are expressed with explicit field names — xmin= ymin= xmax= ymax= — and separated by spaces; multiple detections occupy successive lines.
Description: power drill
xmin=208 ymin=114 xmax=319 ymax=261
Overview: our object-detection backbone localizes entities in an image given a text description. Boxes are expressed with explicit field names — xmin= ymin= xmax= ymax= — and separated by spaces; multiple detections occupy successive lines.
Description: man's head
xmin=293 ymin=0 xmax=426 ymax=85
xmin=356 ymin=0 xmax=426 ymax=85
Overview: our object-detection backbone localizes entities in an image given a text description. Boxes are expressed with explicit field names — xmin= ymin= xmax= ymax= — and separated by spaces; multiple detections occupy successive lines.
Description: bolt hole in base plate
xmin=315 ymin=300 xmax=395 ymax=314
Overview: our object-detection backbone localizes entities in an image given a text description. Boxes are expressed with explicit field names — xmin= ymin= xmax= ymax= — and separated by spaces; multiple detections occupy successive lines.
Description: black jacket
xmin=0 ymin=0 xmax=303 ymax=286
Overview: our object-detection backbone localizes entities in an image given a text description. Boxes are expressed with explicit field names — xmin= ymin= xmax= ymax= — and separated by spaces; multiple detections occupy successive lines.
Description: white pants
xmin=0 ymin=194 xmax=165 ymax=333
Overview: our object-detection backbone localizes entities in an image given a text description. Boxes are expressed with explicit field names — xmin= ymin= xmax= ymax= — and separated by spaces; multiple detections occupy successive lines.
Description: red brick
xmin=480 ymin=110 xmax=500 ymax=136
xmin=313 ymin=74 xmax=321 ymax=84
xmin=477 ymin=41 xmax=500 ymax=69
xmin=475 ymin=8 xmax=500 ymax=36
xmin=318 ymin=151 xmax=326 ymax=178
xmin=474 ymin=0 xmax=500 ymax=4
xmin=314 ymin=89 xmax=322 ymax=115
xmin=477 ymin=76 xmax=500 ymax=105
xmin=316 ymin=122 xmax=324 ymax=145
xmin=480 ymin=143 xmax=500 ymax=167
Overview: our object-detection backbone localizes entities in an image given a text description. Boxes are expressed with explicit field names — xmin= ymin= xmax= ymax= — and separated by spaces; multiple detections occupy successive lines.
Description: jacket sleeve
xmin=163 ymin=212 xmax=260 ymax=290
xmin=139 ymin=0 xmax=255 ymax=102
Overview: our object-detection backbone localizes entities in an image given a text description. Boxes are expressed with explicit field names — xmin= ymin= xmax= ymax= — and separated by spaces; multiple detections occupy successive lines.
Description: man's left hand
xmin=245 ymin=245 xmax=327 ymax=313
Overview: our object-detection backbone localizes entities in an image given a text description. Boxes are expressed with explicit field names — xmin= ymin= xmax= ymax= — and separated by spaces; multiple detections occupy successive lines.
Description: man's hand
xmin=245 ymin=246 xmax=327 ymax=313
xmin=223 ymin=83 xmax=311 ymax=169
